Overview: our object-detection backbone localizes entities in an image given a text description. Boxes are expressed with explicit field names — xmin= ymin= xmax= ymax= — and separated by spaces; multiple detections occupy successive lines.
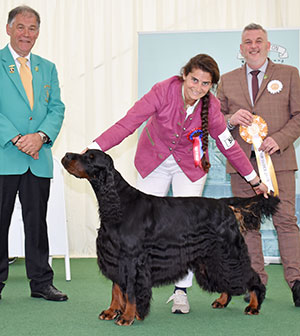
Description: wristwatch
xmin=227 ymin=119 xmax=235 ymax=130
xmin=38 ymin=131 xmax=49 ymax=144
xmin=251 ymin=179 xmax=262 ymax=188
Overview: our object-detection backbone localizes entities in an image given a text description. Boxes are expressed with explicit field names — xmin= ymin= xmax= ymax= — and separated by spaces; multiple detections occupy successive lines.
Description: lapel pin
xmin=9 ymin=65 xmax=15 ymax=73
xmin=35 ymin=66 xmax=39 ymax=72
xmin=264 ymin=75 xmax=268 ymax=79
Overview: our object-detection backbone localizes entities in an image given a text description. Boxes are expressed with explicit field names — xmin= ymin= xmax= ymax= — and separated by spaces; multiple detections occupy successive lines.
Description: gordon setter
xmin=62 ymin=149 xmax=279 ymax=326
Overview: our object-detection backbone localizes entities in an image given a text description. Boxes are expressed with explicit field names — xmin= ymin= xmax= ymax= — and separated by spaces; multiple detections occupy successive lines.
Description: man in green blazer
xmin=0 ymin=5 xmax=67 ymax=301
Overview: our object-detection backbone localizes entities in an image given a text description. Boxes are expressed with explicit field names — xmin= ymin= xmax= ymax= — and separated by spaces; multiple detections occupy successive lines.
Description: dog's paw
xmin=211 ymin=300 xmax=226 ymax=309
xmin=115 ymin=315 xmax=135 ymax=326
xmin=211 ymin=293 xmax=231 ymax=309
xmin=135 ymin=313 xmax=142 ymax=321
xmin=244 ymin=305 xmax=260 ymax=315
xmin=99 ymin=309 xmax=120 ymax=320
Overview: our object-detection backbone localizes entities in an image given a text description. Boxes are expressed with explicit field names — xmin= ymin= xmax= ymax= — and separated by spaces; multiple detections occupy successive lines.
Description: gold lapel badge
xmin=44 ymin=84 xmax=50 ymax=102
xmin=9 ymin=65 xmax=15 ymax=73
xmin=35 ymin=66 xmax=39 ymax=72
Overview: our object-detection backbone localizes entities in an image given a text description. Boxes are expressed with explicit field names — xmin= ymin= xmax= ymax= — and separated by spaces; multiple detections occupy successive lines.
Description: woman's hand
xmin=250 ymin=178 xmax=268 ymax=198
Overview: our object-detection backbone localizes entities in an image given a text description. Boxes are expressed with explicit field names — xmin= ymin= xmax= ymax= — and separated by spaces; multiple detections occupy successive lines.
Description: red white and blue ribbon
xmin=187 ymin=128 xmax=204 ymax=168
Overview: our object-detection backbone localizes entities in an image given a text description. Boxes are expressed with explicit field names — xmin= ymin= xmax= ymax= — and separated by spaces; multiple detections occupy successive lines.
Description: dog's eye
xmin=89 ymin=154 xmax=94 ymax=160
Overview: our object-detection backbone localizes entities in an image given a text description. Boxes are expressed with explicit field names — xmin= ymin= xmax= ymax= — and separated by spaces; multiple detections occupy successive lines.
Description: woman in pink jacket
xmin=87 ymin=54 xmax=267 ymax=314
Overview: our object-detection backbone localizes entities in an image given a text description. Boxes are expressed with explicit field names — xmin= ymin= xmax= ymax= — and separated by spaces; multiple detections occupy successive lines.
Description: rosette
xmin=187 ymin=128 xmax=204 ymax=168
xmin=239 ymin=116 xmax=279 ymax=195
xmin=267 ymin=80 xmax=283 ymax=94
xmin=240 ymin=116 xmax=268 ymax=144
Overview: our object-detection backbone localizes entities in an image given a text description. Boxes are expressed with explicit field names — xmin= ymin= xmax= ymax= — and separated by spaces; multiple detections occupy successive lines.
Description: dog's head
xmin=61 ymin=149 xmax=114 ymax=181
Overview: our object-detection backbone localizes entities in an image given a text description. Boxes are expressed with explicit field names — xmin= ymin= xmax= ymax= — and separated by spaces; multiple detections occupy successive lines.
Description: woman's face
xmin=183 ymin=68 xmax=212 ymax=106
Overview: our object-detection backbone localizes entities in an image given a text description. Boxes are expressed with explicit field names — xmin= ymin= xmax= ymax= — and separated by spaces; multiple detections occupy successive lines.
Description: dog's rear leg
xmin=244 ymin=270 xmax=266 ymax=315
xmin=244 ymin=291 xmax=260 ymax=315
xmin=115 ymin=294 xmax=137 ymax=326
xmin=211 ymin=292 xmax=232 ymax=309
xmin=99 ymin=283 xmax=125 ymax=320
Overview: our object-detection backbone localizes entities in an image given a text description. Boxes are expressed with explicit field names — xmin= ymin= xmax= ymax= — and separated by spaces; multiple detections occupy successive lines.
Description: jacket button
xmin=172 ymin=141 xmax=175 ymax=144
xmin=169 ymin=147 xmax=173 ymax=151
xmin=178 ymin=158 xmax=181 ymax=162
xmin=175 ymin=134 xmax=179 ymax=138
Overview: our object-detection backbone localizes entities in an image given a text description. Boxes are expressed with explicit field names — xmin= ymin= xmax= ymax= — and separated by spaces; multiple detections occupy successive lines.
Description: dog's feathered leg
xmin=244 ymin=291 xmax=260 ymax=315
xmin=211 ymin=292 xmax=232 ymax=309
xmin=115 ymin=262 xmax=144 ymax=325
xmin=244 ymin=270 xmax=266 ymax=315
xmin=134 ymin=261 xmax=152 ymax=320
xmin=115 ymin=294 xmax=137 ymax=326
xmin=99 ymin=283 xmax=125 ymax=321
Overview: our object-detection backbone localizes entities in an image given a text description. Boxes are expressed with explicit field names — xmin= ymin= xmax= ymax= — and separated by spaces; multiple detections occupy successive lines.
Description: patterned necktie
xmin=18 ymin=57 xmax=34 ymax=109
xmin=250 ymin=70 xmax=260 ymax=103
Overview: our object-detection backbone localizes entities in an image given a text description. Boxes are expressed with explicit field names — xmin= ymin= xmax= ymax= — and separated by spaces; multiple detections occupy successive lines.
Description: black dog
xmin=62 ymin=150 xmax=279 ymax=326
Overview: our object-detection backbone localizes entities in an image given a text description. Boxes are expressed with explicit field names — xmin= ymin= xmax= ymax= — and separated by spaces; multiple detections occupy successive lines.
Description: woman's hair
xmin=180 ymin=53 xmax=220 ymax=86
xmin=180 ymin=54 xmax=220 ymax=173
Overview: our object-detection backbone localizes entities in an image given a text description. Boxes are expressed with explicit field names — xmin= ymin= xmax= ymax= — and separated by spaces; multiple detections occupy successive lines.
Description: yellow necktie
xmin=18 ymin=57 xmax=34 ymax=109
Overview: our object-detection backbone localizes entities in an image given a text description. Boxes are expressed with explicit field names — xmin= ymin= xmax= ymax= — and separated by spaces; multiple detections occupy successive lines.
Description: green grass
xmin=1 ymin=258 xmax=299 ymax=336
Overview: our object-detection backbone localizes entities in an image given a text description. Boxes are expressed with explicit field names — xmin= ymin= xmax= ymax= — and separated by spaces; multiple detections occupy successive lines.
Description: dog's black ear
xmin=85 ymin=150 xmax=114 ymax=179
xmin=98 ymin=166 xmax=114 ymax=189
xmin=85 ymin=150 xmax=116 ymax=194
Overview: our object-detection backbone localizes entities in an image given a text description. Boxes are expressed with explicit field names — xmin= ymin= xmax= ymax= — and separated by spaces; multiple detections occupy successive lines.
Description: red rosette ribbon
xmin=187 ymin=128 xmax=204 ymax=168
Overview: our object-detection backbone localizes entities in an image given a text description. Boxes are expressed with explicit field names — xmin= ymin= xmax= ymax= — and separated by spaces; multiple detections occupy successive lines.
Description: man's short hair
xmin=242 ymin=23 xmax=267 ymax=35
xmin=7 ymin=5 xmax=40 ymax=28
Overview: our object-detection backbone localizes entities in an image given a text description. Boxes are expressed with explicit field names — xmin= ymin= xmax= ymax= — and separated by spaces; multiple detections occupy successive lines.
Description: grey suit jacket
xmin=217 ymin=59 xmax=300 ymax=174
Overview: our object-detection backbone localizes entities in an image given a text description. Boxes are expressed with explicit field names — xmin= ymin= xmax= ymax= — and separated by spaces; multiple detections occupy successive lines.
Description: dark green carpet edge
xmin=1 ymin=258 xmax=299 ymax=336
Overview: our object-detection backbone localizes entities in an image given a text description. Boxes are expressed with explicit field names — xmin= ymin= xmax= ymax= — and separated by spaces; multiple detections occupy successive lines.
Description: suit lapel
xmin=1 ymin=45 xmax=31 ymax=107
xmin=255 ymin=59 xmax=275 ymax=104
xmin=238 ymin=65 xmax=252 ymax=107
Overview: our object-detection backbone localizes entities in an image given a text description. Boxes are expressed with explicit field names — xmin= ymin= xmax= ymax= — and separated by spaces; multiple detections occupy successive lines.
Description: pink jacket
xmin=95 ymin=76 xmax=254 ymax=182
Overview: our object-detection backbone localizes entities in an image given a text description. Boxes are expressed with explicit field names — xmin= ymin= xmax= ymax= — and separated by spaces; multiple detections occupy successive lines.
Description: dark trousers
xmin=0 ymin=169 xmax=53 ymax=292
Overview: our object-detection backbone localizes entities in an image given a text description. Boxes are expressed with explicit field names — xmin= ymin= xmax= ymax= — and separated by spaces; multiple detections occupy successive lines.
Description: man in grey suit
xmin=218 ymin=23 xmax=300 ymax=306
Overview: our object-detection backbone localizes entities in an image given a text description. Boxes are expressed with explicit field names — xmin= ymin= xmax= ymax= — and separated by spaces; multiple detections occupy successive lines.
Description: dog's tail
xmin=222 ymin=194 xmax=280 ymax=231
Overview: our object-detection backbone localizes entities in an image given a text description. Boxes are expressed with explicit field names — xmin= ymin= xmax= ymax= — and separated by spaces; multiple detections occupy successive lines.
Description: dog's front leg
xmin=211 ymin=292 xmax=232 ymax=308
xmin=115 ymin=294 xmax=137 ymax=326
xmin=99 ymin=283 xmax=125 ymax=320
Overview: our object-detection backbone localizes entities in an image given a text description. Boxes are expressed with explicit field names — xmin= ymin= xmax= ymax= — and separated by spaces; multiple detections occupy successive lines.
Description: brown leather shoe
xmin=31 ymin=284 xmax=68 ymax=301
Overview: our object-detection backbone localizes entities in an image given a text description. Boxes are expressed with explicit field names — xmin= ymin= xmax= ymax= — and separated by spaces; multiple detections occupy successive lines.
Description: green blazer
xmin=0 ymin=45 xmax=65 ymax=178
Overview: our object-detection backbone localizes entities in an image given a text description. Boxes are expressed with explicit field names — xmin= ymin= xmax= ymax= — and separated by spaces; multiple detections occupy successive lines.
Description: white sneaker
xmin=166 ymin=290 xmax=190 ymax=314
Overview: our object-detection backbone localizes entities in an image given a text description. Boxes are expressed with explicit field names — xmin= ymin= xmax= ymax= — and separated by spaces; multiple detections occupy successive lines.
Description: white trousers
xmin=137 ymin=155 xmax=207 ymax=288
